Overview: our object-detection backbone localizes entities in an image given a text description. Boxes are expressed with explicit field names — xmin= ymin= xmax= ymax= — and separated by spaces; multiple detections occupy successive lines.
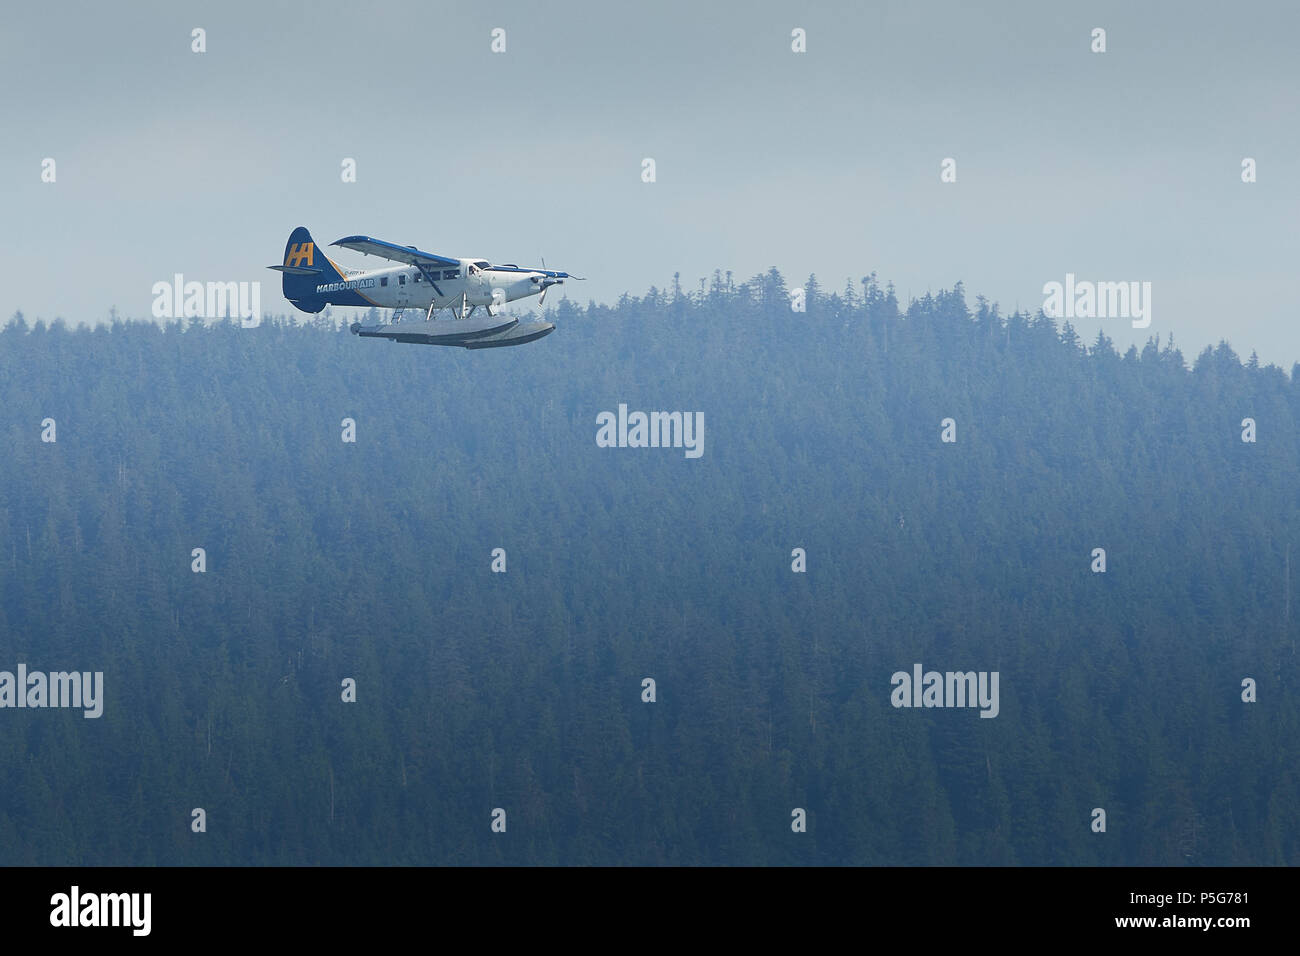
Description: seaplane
xmin=268 ymin=226 xmax=580 ymax=348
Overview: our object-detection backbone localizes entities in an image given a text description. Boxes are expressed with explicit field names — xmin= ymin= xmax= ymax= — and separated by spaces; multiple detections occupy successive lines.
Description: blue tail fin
xmin=270 ymin=227 xmax=344 ymax=313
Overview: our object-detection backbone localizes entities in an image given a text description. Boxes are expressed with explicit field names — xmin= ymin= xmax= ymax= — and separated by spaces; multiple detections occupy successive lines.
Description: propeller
xmin=533 ymin=256 xmax=584 ymax=306
xmin=536 ymin=255 xmax=556 ymax=306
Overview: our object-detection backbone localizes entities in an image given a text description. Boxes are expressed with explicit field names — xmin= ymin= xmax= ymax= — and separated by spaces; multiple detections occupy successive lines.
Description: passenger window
xmin=380 ymin=277 xmax=388 ymax=287
xmin=413 ymin=273 xmax=420 ymax=282
xmin=443 ymin=269 xmax=458 ymax=280
xmin=399 ymin=275 xmax=406 ymax=285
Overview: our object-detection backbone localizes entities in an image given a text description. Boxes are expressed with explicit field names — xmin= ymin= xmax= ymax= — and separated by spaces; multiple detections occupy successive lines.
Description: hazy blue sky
xmin=4 ymin=0 xmax=1298 ymax=362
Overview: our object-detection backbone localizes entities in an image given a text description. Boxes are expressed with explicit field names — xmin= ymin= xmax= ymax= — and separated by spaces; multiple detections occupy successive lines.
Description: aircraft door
xmin=467 ymin=263 xmax=489 ymax=303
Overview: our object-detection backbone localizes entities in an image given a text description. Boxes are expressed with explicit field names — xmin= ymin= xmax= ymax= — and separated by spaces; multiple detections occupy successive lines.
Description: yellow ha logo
xmin=285 ymin=242 xmax=315 ymax=267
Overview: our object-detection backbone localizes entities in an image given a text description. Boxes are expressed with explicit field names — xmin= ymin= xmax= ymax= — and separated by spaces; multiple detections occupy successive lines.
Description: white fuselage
xmin=325 ymin=258 xmax=547 ymax=312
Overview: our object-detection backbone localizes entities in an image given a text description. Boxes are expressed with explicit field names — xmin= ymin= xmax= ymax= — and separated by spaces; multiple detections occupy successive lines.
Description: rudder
xmin=270 ymin=226 xmax=343 ymax=313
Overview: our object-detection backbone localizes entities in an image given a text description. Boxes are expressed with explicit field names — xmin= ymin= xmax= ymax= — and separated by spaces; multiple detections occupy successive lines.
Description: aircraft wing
xmin=331 ymin=235 xmax=461 ymax=268
xmin=490 ymin=264 xmax=584 ymax=279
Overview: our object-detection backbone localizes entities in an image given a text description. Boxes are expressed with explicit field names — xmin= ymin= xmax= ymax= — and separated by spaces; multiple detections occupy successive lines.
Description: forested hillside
xmin=1 ymin=271 xmax=1297 ymax=865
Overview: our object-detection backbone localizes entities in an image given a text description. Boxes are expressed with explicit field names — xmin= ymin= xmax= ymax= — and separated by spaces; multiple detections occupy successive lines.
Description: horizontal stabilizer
xmin=267 ymin=264 xmax=324 ymax=275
